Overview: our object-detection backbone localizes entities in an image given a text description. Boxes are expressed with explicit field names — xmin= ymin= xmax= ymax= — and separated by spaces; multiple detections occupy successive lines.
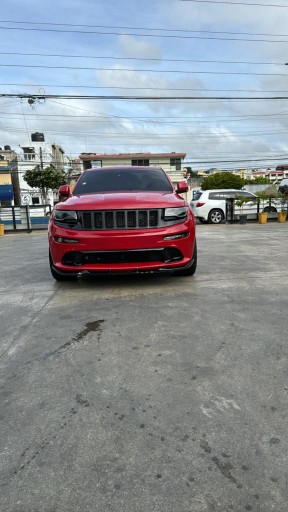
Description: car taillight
xmin=196 ymin=202 xmax=206 ymax=207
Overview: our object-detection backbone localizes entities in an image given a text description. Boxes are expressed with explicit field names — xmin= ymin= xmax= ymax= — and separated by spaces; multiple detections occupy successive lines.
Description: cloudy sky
xmin=1 ymin=0 xmax=288 ymax=169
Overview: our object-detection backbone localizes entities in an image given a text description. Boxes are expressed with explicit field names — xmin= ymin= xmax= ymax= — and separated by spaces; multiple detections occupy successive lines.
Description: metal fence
xmin=0 ymin=205 xmax=52 ymax=232
xmin=225 ymin=198 xmax=286 ymax=223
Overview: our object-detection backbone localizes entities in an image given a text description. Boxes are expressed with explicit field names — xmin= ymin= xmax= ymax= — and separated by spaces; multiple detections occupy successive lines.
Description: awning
xmin=0 ymin=184 xmax=13 ymax=201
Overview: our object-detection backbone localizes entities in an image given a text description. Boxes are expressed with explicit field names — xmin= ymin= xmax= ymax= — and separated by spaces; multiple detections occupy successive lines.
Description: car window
xmin=222 ymin=191 xmax=239 ymax=198
xmin=236 ymin=191 xmax=256 ymax=198
xmin=192 ymin=191 xmax=202 ymax=201
xmin=208 ymin=192 xmax=229 ymax=200
xmin=73 ymin=168 xmax=173 ymax=194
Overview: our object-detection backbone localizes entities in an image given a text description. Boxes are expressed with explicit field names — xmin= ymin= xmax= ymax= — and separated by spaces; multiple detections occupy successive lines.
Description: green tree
xmin=201 ymin=172 xmax=245 ymax=190
xmin=24 ymin=164 xmax=67 ymax=205
xmin=245 ymin=176 xmax=270 ymax=185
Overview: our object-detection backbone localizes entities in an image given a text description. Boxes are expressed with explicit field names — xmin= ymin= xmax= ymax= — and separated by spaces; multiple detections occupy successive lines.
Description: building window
xmin=92 ymin=160 xmax=102 ymax=167
xmin=131 ymin=159 xmax=149 ymax=166
xmin=24 ymin=153 xmax=36 ymax=161
xmin=32 ymin=196 xmax=40 ymax=205
xmin=170 ymin=158 xmax=181 ymax=170
xmin=23 ymin=147 xmax=36 ymax=161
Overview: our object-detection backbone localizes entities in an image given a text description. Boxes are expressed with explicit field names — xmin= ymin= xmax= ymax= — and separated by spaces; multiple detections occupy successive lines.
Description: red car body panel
xmin=56 ymin=191 xmax=186 ymax=210
xmin=48 ymin=166 xmax=196 ymax=275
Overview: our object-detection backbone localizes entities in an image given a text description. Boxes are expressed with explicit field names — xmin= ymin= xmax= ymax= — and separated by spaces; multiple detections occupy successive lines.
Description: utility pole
xmin=39 ymin=147 xmax=44 ymax=170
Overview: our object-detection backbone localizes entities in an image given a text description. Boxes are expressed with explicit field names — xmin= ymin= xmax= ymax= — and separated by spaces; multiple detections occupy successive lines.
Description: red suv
xmin=48 ymin=166 xmax=197 ymax=280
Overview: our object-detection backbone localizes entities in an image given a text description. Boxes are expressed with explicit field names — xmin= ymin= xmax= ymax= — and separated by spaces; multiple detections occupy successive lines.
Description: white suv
xmin=190 ymin=189 xmax=263 ymax=224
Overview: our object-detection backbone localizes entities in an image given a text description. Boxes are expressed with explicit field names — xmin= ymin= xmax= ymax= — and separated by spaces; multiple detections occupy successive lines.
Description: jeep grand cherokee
xmin=48 ymin=166 xmax=197 ymax=280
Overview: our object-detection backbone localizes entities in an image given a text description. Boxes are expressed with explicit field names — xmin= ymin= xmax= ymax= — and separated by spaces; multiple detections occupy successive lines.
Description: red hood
xmin=56 ymin=191 xmax=186 ymax=210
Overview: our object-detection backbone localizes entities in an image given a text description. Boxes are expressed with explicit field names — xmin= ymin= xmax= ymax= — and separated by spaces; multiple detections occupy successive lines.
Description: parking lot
xmin=1 ymin=223 xmax=288 ymax=512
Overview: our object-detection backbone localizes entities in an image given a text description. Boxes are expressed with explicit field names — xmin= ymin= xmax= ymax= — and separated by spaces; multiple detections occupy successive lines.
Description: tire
xmin=263 ymin=206 xmax=277 ymax=213
xmin=198 ymin=218 xmax=209 ymax=224
xmin=208 ymin=209 xmax=224 ymax=224
xmin=174 ymin=241 xmax=197 ymax=276
xmin=49 ymin=252 xmax=77 ymax=281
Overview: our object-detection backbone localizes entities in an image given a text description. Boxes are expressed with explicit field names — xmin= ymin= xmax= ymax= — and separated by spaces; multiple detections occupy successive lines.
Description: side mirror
xmin=176 ymin=181 xmax=189 ymax=194
xmin=58 ymin=185 xmax=70 ymax=199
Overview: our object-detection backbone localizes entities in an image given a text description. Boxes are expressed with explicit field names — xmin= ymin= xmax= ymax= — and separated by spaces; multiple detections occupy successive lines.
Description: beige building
xmin=79 ymin=152 xmax=186 ymax=188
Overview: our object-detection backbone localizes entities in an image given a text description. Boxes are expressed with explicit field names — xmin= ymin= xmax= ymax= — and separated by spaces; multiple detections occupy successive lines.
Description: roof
xmin=253 ymin=170 xmax=285 ymax=175
xmin=86 ymin=165 xmax=163 ymax=171
xmin=79 ymin=152 xmax=186 ymax=160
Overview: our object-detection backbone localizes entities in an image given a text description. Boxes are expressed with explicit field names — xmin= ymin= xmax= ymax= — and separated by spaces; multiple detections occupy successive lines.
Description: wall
xmin=0 ymin=172 xmax=12 ymax=185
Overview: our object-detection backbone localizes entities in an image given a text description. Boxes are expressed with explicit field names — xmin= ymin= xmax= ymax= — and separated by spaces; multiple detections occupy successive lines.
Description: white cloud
xmin=118 ymin=35 xmax=162 ymax=60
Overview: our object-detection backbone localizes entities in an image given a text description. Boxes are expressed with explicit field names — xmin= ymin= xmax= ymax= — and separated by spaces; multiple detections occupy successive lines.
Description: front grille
xmin=62 ymin=248 xmax=183 ymax=266
xmin=78 ymin=209 xmax=160 ymax=230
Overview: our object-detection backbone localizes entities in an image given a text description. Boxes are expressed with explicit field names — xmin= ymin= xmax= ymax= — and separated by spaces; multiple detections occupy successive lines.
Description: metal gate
xmin=0 ymin=205 xmax=52 ymax=232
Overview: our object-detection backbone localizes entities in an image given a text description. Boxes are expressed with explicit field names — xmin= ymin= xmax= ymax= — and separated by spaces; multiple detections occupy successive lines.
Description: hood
xmin=56 ymin=191 xmax=186 ymax=210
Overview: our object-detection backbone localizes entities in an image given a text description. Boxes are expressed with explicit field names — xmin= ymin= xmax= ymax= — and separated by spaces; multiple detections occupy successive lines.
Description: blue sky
xmin=1 ymin=0 xmax=288 ymax=169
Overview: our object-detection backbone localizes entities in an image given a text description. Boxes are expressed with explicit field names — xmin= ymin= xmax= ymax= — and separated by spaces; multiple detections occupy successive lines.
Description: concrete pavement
xmin=0 ymin=223 xmax=288 ymax=512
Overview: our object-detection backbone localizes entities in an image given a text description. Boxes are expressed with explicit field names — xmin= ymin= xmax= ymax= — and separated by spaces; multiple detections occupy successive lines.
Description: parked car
xmin=48 ymin=166 xmax=197 ymax=280
xmin=190 ymin=189 xmax=277 ymax=224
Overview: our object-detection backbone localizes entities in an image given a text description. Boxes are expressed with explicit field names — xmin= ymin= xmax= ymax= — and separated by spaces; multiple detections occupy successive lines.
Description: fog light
xmin=163 ymin=232 xmax=189 ymax=241
xmin=54 ymin=237 xmax=79 ymax=243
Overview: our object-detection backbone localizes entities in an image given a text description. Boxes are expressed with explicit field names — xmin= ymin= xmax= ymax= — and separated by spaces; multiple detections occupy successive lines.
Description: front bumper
xmin=49 ymin=220 xmax=195 ymax=274
xmin=192 ymin=207 xmax=209 ymax=221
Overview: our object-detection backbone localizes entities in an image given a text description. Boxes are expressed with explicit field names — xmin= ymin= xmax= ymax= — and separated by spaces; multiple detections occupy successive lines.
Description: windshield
xmin=73 ymin=168 xmax=173 ymax=194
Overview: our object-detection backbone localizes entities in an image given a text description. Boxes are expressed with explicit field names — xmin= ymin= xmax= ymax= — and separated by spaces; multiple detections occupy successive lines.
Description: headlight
xmin=164 ymin=207 xmax=188 ymax=221
xmin=53 ymin=210 xmax=78 ymax=225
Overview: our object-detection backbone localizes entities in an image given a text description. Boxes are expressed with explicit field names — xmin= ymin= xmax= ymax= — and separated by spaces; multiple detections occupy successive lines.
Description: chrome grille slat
xmin=79 ymin=209 xmax=161 ymax=230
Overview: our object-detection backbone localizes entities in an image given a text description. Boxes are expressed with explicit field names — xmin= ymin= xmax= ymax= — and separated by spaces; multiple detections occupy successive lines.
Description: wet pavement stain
xmin=70 ymin=320 xmax=105 ymax=345
xmin=42 ymin=320 xmax=105 ymax=359
xmin=200 ymin=438 xmax=212 ymax=453
xmin=75 ymin=393 xmax=90 ymax=407
xmin=13 ymin=395 xmax=90 ymax=476
xmin=211 ymin=456 xmax=239 ymax=487
xmin=269 ymin=437 xmax=280 ymax=445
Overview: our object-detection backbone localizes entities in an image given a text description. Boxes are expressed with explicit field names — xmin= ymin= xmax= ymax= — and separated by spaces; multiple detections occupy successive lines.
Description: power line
xmin=3 ymin=110 xmax=288 ymax=119
xmin=1 ymin=25 xmax=288 ymax=43
xmin=180 ymin=0 xmax=288 ymax=7
xmin=185 ymin=156 xmax=288 ymax=164
xmin=2 ymin=124 xmax=288 ymax=138
xmin=0 ymin=51 xmax=285 ymax=66
xmin=12 ymin=157 xmax=288 ymax=171
xmin=4 ymin=117 xmax=288 ymax=127
xmin=2 ymin=63 xmax=288 ymax=76
xmin=3 ymin=113 xmax=288 ymax=126
xmin=1 ymin=111 xmax=285 ymax=118
xmin=3 ymin=83 xmax=288 ymax=93
xmin=1 ymin=19 xmax=288 ymax=37
xmin=2 ymin=93 xmax=288 ymax=101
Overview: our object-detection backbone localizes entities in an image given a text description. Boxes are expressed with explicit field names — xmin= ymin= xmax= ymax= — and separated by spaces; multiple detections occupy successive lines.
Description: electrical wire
xmin=1 ymin=19 xmax=288 ymax=37
xmin=180 ymin=0 xmax=288 ymax=7
xmin=12 ymin=155 xmax=288 ymax=168
xmin=2 ymin=63 xmax=288 ymax=76
xmin=2 ymin=124 xmax=288 ymax=138
xmin=3 ymin=83 xmax=288 ymax=93
xmin=0 ymin=51 xmax=285 ymax=66
xmin=3 ymin=93 xmax=288 ymax=100
xmin=1 ymin=25 xmax=288 ymax=43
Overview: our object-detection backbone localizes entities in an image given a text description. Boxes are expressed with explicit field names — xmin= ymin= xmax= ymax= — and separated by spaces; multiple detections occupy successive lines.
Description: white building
xmin=18 ymin=133 xmax=66 ymax=206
